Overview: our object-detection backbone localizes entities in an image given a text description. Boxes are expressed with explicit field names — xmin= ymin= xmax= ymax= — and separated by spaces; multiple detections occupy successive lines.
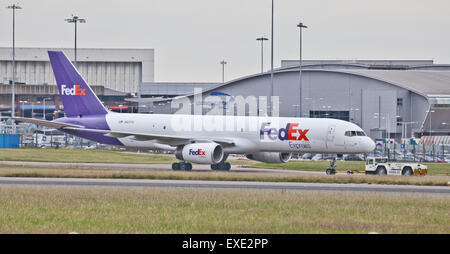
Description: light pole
xmin=350 ymin=108 xmax=360 ymax=123
xmin=426 ymin=109 xmax=435 ymax=136
xmin=6 ymin=4 xmax=22 ymax=134
xmin=256 ymin=37 xmax=268 ymax=73
xmin=42 ymin=98 xmax=51 ymax=137
xmin=297 ymin=22 xmax=307 ymax=118
xmin=220 ymin=60 xmax=227 ymax=83
xmin=65 ymin=15 xmax=86 ymax=67
xmin=401 ymin=122 xmax=418 ymax=140
xmin=374 ymin=113 xmax=390 ymax=140
xmin=269 ymin=0 xmax=274 ymax=116
xmin=374 ymin=113 xmax=391 ymax=157
xmin=43 ymin=97 xmax=52 ymax=121
xmin=31 ymin=102 xmax=34 ymax=118
xmin=19 ymin=100 xmax=27 ymax=117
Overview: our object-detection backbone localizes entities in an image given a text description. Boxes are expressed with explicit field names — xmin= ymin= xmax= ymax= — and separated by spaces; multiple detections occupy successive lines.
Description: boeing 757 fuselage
xmin=14 ymin=51 xmax=375 ymax=171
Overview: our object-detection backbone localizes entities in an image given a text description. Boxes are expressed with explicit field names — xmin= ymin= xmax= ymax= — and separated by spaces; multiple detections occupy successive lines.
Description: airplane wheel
xmin=211 ymin=163 xmax=230 ymax=171
xmin=173 ymin=162 xmax=192 ymax=171
xmin=217 ymin=163 xmax=230 ymax=171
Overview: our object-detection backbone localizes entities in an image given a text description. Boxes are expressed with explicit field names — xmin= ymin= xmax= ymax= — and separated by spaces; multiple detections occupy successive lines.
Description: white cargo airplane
xmin=13 ymin=51 xmax=375 ymax=171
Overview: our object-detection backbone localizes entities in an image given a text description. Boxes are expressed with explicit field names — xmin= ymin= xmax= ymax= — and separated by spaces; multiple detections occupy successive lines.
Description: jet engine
xmin=175 ymin=143 xmax=224 ymax=164
xmin=246 ymin=152 xmax=292 ymax=164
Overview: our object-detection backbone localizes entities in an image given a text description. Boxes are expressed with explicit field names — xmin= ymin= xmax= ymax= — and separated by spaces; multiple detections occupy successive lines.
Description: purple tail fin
xmin=48 ymin=51 xmax=108 ymax=117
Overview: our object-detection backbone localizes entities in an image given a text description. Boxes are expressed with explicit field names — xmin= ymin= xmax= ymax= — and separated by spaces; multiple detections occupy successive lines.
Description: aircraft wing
xmin=62 ymin=126 xmax=236 ymax=146
xmin=12 ymin=117 xmax=84 ymax=129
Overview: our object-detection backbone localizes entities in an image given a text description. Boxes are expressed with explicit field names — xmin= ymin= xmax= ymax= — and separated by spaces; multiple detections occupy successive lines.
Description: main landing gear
xmin=210 ymin=162 xmax=231 ymax=171
xmin=172 ymin=161 xmax=192 ymax=171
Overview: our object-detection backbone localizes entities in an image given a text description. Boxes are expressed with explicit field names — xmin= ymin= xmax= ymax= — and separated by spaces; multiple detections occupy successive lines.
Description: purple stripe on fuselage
xmin=54 ymin=114 xmax=123 ymax=146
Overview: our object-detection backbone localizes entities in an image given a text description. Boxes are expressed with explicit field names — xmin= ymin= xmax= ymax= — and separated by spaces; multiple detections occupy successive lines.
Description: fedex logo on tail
xmin=61 ymin=84 xmax=86 ymax=96
xmin=260 ymin=122 xmax=309 ymax=141
xmin=189 ymin=149 xmax=206 ymax=156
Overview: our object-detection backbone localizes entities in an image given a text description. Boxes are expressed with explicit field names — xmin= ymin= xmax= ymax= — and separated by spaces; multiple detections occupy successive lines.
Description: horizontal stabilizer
xmin=12 ymin=117 xmax=84 ymax=130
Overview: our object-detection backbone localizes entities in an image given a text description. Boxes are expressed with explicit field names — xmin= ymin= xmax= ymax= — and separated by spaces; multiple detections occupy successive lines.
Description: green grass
xmin=0 ymin=165 xmax=448 ymax=186
xmin=0 ymin=148 xmax=175 ymax=164
xmin=0 ymin=186 xmax=448 ymax=234
xmin=2 ymin=148 xmax=450 ymax=175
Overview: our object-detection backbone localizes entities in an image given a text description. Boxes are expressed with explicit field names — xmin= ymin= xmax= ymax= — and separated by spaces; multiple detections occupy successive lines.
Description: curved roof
xmin=208 ymin=68 xmax=450 ymax=98
xmin=332 ymin=69 xmax=450 ymax=97
xmin=145 ymin=68 xmax=450 ymax=102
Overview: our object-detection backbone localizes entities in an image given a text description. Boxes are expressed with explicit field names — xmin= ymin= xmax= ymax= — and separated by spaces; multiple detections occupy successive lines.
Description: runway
xmin=0 ymin=177 xmax=449 ymax=195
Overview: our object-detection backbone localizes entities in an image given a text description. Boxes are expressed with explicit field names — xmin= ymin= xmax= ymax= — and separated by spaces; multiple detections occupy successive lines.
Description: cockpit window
xmin=345 ymin=131 xmax=367 ymax=137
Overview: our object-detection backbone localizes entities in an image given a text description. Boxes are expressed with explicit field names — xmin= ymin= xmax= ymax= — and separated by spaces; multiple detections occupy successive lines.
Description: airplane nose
xmin=366 ymin=138 xmax=376 ymax=152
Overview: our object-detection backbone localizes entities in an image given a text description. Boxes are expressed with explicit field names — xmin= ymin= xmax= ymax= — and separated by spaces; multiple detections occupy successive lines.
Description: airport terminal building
xmin=140 ymin=60 xmax=450 ymax=141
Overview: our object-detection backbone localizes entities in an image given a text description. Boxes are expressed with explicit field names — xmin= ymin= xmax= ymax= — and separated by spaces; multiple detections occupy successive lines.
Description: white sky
xmin=0 ymin=0 xmax=449 ymax=82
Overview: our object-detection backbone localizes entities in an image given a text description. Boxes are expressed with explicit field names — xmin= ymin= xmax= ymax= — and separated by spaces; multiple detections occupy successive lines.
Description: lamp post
xmin=350 ymin=108 xmax=360 ymax=124
xmin=42 ymin=98 xmax=51 ymax=137
xmin=256 ymin=37 xmax=268 ymax=73
xmin=401 ymin=122 xmax=418 ymax=140
xmin=297 ymin=22 xmax=307 ymax=118
xmin=374 ymin=113 xmax=391 ymax=157
xmin=6 ymin=4 xmax=22 ymax=134
xmin=65 ymin=15 xmax=86 ymax=67
xmin=269 ymin=0 xmax=274 ymax=116
xmin=19 ymin=100 xmax=27 ymax=117
xmin=426 ymin=109 xmax=435 ymax=136
xmin=43 ymin=97 xmax=52 ymax=121
xmin=374 ymin=113 xmax=391 ymax=139
xmin=220 ymin=60 xmax=227 ymax=83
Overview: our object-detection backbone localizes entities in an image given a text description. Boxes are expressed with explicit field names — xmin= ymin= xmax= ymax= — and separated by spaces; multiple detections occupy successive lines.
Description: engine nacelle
xmin=246 ymin=152 xmax=292 ymax=164
xmin=175 ymin=143 xmax=224 ymax=164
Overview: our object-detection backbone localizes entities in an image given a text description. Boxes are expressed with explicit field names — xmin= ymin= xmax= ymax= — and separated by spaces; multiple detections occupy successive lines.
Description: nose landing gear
xmin=326 ymin=158 xmax=337 ymax=175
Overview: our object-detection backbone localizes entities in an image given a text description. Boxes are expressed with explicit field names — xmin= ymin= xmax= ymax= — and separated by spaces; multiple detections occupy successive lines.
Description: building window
xmin=310 ymin=111 xmax=349 ymax=121
xmin=397 ymin=98 xmax=403 ymax=106
xmin=397 ymin=117 xmax=403 ymax=126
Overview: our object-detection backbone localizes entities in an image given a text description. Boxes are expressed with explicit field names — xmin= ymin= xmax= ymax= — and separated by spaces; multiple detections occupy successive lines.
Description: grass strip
xmin=0 ymin=186 xmax=448 ymax=233
xmin=0 ymin=166 xmax=449 ymax=186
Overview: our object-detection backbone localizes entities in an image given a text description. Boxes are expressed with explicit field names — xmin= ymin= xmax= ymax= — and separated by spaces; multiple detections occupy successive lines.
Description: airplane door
xmin=326 ymin=125 xmax=336 ymax=149
xmin=326 ymin=125 xmax=336 ymax=143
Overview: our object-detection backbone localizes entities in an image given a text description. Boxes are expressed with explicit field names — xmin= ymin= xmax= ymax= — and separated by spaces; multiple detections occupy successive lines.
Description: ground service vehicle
xmin=364 ymin=157 xmax=427 ymax=176
xmin=326 ymin=157 xmax=428 ymax=176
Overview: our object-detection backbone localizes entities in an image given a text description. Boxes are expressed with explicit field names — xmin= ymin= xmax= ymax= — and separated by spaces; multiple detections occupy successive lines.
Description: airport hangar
xmin=138 ymin=60 xmax=450 ymax=142
xmin=0 ymin=47 xmax=153 ymax=120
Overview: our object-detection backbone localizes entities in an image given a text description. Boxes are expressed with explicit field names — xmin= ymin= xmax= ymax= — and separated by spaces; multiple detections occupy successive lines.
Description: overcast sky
xmin=1 ymin=0 xmax=449 ymax=82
